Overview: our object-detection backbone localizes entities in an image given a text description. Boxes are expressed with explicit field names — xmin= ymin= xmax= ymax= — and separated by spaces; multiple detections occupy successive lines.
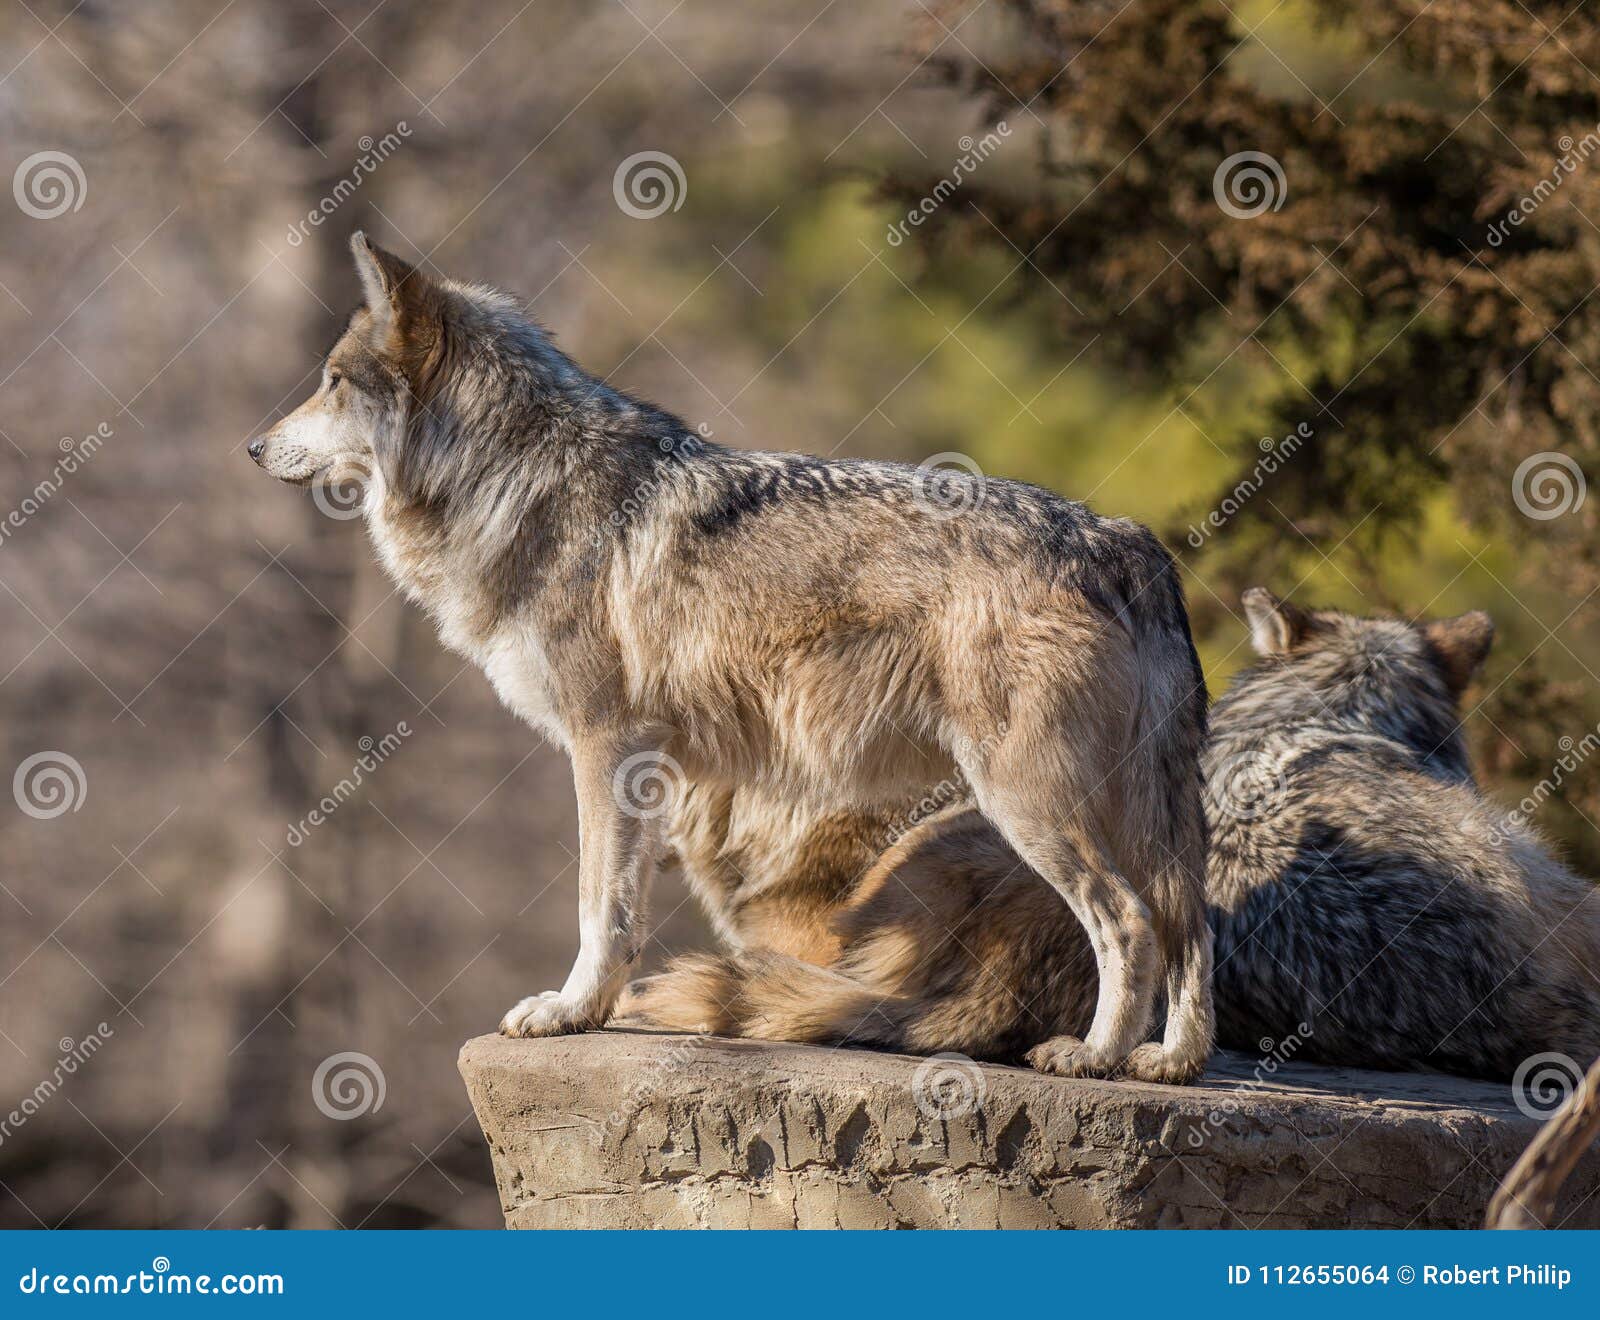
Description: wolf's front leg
xmin=500 ymin=740 xmax=666 ymax=1038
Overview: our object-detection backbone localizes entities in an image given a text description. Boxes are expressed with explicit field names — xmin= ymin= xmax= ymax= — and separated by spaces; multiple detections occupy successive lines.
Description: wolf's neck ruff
xmin=357 ymin=292 xmax=716 ymax=673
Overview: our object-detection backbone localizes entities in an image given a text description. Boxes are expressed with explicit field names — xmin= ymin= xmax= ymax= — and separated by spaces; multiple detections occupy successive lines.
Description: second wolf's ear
xmin=350 ymin=231 xmax=423 ymax=333
xmin=1242 ymin=587 xmax=1310 ymax=657
xmin=1422 ymin=611 xmax=1495 ymax=694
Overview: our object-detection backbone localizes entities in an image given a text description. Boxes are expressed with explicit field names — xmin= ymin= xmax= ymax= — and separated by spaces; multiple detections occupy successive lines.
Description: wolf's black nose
xmin=247 ymin=437 xmax=265 ymax=461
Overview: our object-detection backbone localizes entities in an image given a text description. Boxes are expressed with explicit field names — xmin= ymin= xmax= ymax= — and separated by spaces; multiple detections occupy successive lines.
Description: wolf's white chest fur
xmin=477 ymin=629 xmax=567 ymax=748
xmin=367 ymin=502 xmax=569 ymax=749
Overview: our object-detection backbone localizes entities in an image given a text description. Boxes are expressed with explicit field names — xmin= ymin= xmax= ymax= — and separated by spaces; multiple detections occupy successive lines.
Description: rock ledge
xmin=458 ymin=1030 xmax=1599 ymax=1229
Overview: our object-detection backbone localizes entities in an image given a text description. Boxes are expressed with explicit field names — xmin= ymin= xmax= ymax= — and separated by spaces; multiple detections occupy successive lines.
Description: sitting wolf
xmin=627 ymin=589 xmax=1600 ymax=1081
xmin=249 ymin=234 xmax=1212 ymax=1083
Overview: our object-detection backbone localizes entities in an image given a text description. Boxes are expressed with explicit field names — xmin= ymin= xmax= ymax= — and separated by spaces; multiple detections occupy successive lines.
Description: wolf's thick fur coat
xmin=249 ymin=235 xmax=1215 ymax=1082
xmin=627 ymin=591 xmax=1600 ymax=1082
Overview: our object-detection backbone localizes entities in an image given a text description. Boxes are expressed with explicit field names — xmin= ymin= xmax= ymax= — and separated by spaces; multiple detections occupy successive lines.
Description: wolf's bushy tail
xmin=623 ymin=803 xmax=1095 ymax=1059
xmin=620 ymin=950 xmax=915 ymax=1048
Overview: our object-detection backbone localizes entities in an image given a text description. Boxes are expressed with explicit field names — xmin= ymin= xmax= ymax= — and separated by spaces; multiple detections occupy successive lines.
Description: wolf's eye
xmin=328 ymin=373 xmax=342 ymax=391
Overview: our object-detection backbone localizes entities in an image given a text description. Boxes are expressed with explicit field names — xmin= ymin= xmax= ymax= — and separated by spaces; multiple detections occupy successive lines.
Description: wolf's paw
xmin=498 ymin=991 xmax=593 ymax=1039
xmin=1117 ymin=1041 xmax=1205 ymax=1085
xmin=1025 ymin=1035 xmax=1120 ymax=1080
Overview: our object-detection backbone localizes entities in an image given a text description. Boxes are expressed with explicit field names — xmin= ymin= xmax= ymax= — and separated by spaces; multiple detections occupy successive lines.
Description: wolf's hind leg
xmin=975 ymin=798 xmax=1157 ymax=1077
xmin=1121 ymin=922 xmax=1212 ymax=1084
xmin=1109 ymin=709 xmax=1214 ymax=1085
xmin=1017 ymin=861 xmax=1158 ymax=1079
xmin=500 ymin=739 xmax=665 ymax=1038
xmin=959 ymin=719 xmax=1159 ymax=1079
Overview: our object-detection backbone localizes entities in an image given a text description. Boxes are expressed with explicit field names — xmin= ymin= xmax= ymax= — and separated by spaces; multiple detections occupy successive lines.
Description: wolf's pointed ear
xmin=350 ymin=231 xmax=422 ymax=331
xmin=1422 ymin=611 xmax=1495 ymax=694
xmin=1242 ymin=587 xmax=1310 ymax=657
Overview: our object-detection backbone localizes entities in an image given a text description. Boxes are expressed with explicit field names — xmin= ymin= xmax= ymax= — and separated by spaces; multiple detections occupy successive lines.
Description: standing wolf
xmin=630 ymin=590 xmax=1600 ymax=1082
xmin=247 ymin=234 xmax=1215 ymax=1083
